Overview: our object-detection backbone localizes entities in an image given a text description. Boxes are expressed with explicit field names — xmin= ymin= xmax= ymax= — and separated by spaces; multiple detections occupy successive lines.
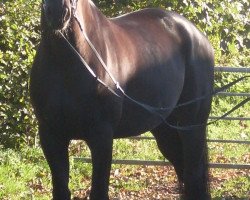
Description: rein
xmin=59 ymin=0 xmax=250 ymax=131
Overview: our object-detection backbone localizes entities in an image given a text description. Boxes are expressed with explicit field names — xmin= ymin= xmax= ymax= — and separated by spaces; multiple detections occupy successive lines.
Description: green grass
xmin=0 ymin=119 xmax=249 ymax=199
xmin=0 ymin=147 xmax=51 ymax=200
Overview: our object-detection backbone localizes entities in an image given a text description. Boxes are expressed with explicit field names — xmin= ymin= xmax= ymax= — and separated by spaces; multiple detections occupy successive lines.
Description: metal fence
xmin=75 ymin=67 xmax=250 ymax=169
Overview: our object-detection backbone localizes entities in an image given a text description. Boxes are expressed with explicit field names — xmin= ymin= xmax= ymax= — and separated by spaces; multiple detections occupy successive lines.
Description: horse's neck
xmin=75 ymin=0 xmax=105 ymax=36
xmin=71 ymin=0 xmax=109 ymax=65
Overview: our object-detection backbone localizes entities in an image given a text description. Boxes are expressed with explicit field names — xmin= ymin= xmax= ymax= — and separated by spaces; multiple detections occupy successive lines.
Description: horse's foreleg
xmin=86 ymin=123 xmax=114 ymax=200
xmin=39 ymin=125 xmax=71 ymax=200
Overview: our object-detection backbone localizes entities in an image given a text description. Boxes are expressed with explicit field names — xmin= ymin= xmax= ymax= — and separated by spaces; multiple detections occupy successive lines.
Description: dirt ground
xmin=73 ymin=165 xmax=250 ymax=200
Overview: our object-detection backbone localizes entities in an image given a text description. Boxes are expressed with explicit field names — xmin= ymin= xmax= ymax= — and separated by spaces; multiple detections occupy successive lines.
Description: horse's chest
xmin=35 ymin=69 xmax=100 ymax=133
xmin=60 ymin=90 xmax=98 ymax=133
xmin=36 ymin=68 xmax=123 ymax=137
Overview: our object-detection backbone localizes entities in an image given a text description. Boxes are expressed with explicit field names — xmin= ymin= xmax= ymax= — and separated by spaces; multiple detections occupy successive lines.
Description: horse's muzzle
xmin=43 ymin=2 xmax=71 ymax=30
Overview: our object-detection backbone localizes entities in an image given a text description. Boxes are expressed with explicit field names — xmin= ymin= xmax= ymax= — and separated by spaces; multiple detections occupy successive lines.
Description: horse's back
xmin=111 ymin=8 xmax=214 ymax=81
xmin=112 ymin=8 xmax=213 ymax=60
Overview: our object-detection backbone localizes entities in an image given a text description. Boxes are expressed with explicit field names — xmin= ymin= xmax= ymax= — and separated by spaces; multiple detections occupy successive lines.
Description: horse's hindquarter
xmin=109 ymin=10 xmax=188 ymax=137
xmin=169 ymin=13 xmax=214 ymax=124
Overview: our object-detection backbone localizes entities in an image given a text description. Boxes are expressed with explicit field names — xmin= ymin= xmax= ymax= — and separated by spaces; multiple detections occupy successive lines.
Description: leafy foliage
xmin=0 ymin=0 xmax=40 ymax=148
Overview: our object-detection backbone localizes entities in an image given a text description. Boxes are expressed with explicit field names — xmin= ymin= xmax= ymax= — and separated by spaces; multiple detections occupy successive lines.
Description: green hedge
xmin=0 ymin=0 xmax=40 ymax=148
xmin=0 ymin=0 xmax=249 ymax=148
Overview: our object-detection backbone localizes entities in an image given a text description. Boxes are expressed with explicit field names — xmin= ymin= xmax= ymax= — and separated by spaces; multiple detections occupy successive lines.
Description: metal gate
xmin=75 ymin=67 xmax=250 ymax=169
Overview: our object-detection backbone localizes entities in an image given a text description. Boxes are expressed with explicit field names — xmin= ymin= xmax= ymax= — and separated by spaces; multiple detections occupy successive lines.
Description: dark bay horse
xmin=30 ymin=0 xmax=214 ymax=199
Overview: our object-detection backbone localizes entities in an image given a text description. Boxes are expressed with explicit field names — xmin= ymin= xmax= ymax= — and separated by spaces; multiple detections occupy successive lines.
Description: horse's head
xmin=42 ymin=0 xmax=72 ymax=30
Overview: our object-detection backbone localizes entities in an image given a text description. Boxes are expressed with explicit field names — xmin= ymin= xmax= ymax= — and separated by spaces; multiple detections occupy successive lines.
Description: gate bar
xmin=128 ymin=136 xmax=250 ymax=144
xmin=74 ymin=158 xmax=250 ymax=169
xmin=216 ymin=92 xmax=250 ymax=97
xmin=215 ymin=67 xmax=250 ymax=73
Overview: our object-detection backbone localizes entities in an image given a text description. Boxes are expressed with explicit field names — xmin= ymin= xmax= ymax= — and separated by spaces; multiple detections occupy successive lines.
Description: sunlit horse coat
xmin=30 ymin=0 xmax=214 ymax=199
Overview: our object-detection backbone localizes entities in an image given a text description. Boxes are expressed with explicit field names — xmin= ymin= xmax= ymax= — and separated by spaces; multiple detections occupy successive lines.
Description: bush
xmin=0 ymin=0 xmax=40 ymax=148
xmin=0 ymin=0 xmax=249 ymax=148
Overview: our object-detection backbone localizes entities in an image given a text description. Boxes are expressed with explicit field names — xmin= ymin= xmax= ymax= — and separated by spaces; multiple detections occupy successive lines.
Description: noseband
xmin=58 ymin=0 xmax=250 ymax=131
xmin=70 ymin=0 xmax=78 ymax=16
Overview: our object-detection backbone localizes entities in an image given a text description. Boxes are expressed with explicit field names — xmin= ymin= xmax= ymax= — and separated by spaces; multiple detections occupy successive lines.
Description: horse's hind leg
xmin=39 ymin=125 xmax=71 ymax=200
xmin=152 ymin=124 xmax=184 ymax=193
xmin=152 ymin=118 xmax=210 ymax=200
xmin=179 ymin=125 xmax=210 ymax=200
